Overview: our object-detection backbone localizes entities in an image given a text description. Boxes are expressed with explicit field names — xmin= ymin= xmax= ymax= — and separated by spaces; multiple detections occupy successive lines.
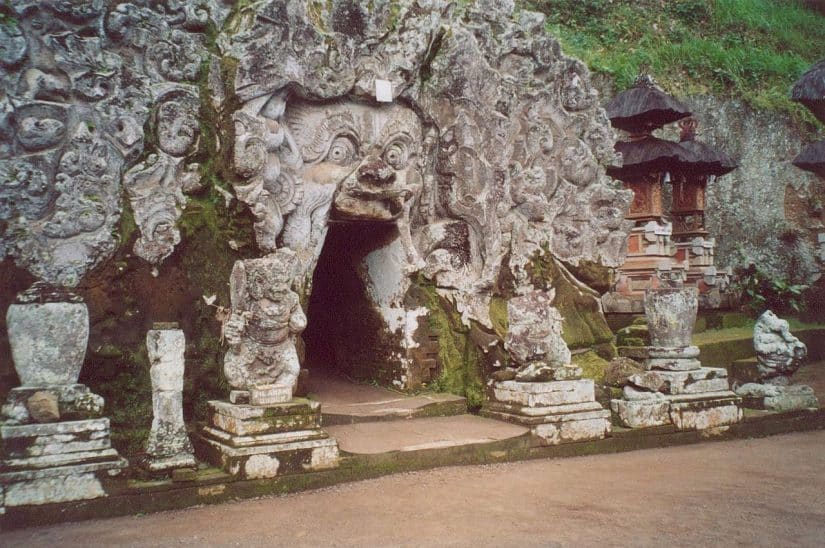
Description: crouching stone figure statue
xmin=224 ymin=249 xmax=306 ymax=396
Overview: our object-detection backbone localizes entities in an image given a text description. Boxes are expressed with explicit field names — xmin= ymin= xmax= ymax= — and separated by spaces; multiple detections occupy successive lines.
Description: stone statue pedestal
xmin=610 ymin=346 xmax=742 ymax=429
xmin=610 ymin=288 xmax=743 ymax=430
xmin=1 ymin=285 xmax=126 ymax=512
xmin=196 ymin=398 xmax=339 ymax=479
xmin=481 ymin=379 xmax=611 ymax=446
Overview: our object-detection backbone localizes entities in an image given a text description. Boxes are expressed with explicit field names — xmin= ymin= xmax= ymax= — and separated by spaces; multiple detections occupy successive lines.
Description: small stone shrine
xmin=481 ymin=290 xmax=611 ymax=445
xmin=734 ymin=311 xmax=819 ymax=412
xmin=1 ymin=284 xmax=126 ymax=511
xmin=144 ymin=324 xmax=196 ymax=473
xmin=611 ymin=287 xmax=743 ymax=429
xmin=196 ymin=250 xmax=339 ymax=479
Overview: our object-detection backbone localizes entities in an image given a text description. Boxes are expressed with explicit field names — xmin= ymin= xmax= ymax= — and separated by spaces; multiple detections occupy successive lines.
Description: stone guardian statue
xmin=223 ymin=249 xmax=306 ymax=401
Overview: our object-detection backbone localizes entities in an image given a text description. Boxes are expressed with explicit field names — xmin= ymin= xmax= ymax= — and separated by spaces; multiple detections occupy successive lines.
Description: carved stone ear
xmin=229 ymin=260 xmax=247 ymax=309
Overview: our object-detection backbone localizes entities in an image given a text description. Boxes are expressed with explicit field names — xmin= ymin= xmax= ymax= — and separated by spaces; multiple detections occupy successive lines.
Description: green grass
xmin=523 ymin=0 xmax=825 ymax=126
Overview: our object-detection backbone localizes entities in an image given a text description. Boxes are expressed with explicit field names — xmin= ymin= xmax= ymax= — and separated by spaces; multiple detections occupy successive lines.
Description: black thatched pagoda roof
xmin=606 ymin=136 xmax=698 ymax=181
xmin=605 ymin=75 xmax=692 ymax=134
xmin=676 ymin=118 xmax=738 ymax=177
xmin=791 ymin=60 xmax=825 ymax=124
xmin=793 ymin=139 xmax=825 ymax=178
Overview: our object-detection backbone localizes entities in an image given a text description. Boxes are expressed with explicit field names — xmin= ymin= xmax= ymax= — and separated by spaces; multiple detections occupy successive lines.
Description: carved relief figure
xmin=124 ymin=91 xmax=202 ymax=265
xmin=232 ymin=95 xmax=425 ymax=282
xmin=223 ymin=250 xmax=307 ymax=393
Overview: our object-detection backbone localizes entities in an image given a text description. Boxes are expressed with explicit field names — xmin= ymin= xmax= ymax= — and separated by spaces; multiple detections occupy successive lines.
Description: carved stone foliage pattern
xmin=0 ymin=0 xmax=230 ymax=284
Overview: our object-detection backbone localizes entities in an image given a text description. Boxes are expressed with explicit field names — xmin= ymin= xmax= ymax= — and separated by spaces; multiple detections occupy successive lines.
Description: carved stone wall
xmin=1 ymin=1 xmax=632 ymax=396
xmin=0 ymin=0 xmax=230 ymax=284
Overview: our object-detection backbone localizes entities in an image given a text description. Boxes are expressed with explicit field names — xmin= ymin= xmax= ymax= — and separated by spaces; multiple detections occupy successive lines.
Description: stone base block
xmin=198 ymin=399 xmax=338 ymax=478
xmin=491 ymin=380 xmax=595 ymax=407
xmin=2 ymin=384 xmax=103 ymax=425
xmin=668 ymin=393 xmax=742 ymax=430
xmin=628 ymin=367 xmax=731 ymax=395
xmin=0 ymin=419 xmax=127 ymax=511
xmin=735 ymin=383 xmax=819 ymax=412
xmin=482 ymin=399 xmax=611 ymax=446
xmin=610 ymin=399 xmax=671 ymax=428
xmin=619 ymin=346 xmax=702 ymax=371
xmin=197 ymin=434 xmax=339 ymax=479
xmin=531 ymin=416 xmax=611 ymax=446
xmin=209 ymin=398 xmax=322 ymax=436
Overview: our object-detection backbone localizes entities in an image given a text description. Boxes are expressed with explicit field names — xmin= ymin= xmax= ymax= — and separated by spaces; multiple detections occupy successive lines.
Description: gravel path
xmin=4 ymin=430 xmax=825 ymax=547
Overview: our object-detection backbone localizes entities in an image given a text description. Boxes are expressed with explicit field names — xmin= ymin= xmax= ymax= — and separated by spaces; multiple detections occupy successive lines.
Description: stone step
xmin=324 ymin=414 xmax=528 ymax=455
xmin=306 ymin=374 xmax=467 ymax=425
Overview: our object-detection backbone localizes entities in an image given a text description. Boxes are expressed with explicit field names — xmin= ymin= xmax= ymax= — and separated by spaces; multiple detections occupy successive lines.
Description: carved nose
xmin=358 ymin=158 xmax=396 ymax=186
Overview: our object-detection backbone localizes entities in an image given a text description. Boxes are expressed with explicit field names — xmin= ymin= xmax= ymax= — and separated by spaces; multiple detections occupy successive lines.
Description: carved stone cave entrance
xmin=304 ymin=220 xmax=421 ymax=388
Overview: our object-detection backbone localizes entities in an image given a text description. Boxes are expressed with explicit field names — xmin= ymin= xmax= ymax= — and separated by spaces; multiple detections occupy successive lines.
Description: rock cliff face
xmin=0 ymin=1 xmax=633 ymax=422
xmin=660 ymin=96 xmax=824 ymax=284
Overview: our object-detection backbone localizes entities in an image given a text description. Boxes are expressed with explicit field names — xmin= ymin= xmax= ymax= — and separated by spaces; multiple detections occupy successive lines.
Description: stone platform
xmin=195 ymin=398 xmax=339 ymax=479
xmin=481 ymin=380 xmax=611 ymax=446
xmin=0 ymin=418 xmax=127 ymax=511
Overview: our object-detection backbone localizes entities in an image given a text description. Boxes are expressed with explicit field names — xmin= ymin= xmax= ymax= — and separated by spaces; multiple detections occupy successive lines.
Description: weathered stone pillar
xmin=144 ymin=324 xmax=196 ymax=472
xmin=611 ymin=287 xmax=743 ymax=429
xmin=1 ymin=283 xmax=126 ymax=512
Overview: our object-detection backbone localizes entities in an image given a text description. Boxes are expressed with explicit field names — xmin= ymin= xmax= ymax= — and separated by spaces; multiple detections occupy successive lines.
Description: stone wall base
xmin=611 ymin=392 xmax=743 ymax=430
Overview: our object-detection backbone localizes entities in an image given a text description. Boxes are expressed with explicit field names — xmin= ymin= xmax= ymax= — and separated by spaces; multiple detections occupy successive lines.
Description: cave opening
xmin=303 ymin=220 xmax=404 ymax=384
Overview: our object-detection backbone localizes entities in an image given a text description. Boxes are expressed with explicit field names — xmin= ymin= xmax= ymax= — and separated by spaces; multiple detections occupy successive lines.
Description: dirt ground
xmin=3 ymin=430 xmax=825 ymax=547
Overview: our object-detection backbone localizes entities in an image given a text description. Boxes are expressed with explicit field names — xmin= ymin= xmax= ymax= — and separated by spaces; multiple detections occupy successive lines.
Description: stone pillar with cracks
xmin=144 ymin=324 xmax=196 ymax=472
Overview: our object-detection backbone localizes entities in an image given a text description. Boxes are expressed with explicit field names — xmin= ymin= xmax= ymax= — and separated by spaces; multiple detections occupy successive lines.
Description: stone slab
xmin=210 ymin=410 xmax=321 ymax=436
xmin=197 ymin=435 xmax=339 ymax=479
xmin=324 ymin=415 xmax=528 ymax=455
xmin=644 ymin=358 xmax=703 ymax=371
xmin=628 ymin=367 xmax=731 ymax=395
xmin=2 ymin=432 xmax=110 ymax=459
xmin=610 ymin=399 xmax=672 ymax=428
xmin=145 ymin=453 xmax=198 ymax=472
xmin=668 ymin=396 xmax=743 ymax=430
xmin=483 ymin=400 xmax=607 ymax=418
xmin=0 ymin=458 xmax=127 ymax=483
xmin=531 ymin=416 xmax=612 ymax=446
xmin=1 ymin=418 xmax=110 ymax=438
xmin=201 ymin=426 xmax=328 ymax=448
xmin=1 ymin=448 xmax=122 ymax=471
xmin=1 ymin=472 xmax=106 ymax=508
xmin=249 ymin=384 xmax=292 ymax=406
xmin=208 ymin=399 xmax=320 ymax=420
xmin=492 ymin=380 xmax=595 ymax=407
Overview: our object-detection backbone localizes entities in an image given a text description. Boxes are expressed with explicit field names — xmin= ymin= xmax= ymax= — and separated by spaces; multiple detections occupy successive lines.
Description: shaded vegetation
xmin=524 ymin=0 xmax=825 ymax=125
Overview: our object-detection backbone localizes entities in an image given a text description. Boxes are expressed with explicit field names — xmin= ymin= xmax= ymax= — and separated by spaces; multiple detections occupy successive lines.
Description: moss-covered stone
xmin=414 ymin=279 xmax=485 ymax=410
xmin=526 ymin=248 xmax=615 ymax=350
xmin=571 ymin=350 xmax=609 ymax=383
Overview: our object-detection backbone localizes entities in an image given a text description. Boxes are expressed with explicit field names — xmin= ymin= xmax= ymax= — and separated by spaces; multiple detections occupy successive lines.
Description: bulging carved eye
xmin=325 ymin=136 xmax=357 ymax=165
xmin=382 ymin=142 xmax=408 ymax=169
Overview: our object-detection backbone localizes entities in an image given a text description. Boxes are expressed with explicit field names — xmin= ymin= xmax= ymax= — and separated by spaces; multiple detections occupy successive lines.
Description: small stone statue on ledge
xmin=224 ymin=249 xmax=306 ymax=402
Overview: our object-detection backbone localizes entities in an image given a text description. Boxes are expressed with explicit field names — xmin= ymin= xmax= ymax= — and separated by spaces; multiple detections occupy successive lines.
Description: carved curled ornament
xmin=0 ymin=0 xmax=230 ymax=284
